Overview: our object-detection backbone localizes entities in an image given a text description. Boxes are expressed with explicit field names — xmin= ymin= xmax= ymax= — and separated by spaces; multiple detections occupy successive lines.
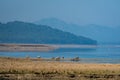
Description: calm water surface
xmin=0 ymin=45 xmax=120 ymax=63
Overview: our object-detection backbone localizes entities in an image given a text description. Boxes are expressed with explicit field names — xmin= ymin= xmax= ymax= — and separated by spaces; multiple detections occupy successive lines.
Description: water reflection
xmin=52 ymin=48 xmax=97 ymax=52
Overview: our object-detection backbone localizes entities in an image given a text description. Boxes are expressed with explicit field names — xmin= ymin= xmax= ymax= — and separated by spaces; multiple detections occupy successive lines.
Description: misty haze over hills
xmin=35 ymin=18 xmax=120 ymax=44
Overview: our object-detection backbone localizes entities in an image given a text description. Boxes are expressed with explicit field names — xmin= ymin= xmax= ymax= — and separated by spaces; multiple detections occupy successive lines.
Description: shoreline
xmin=0 ymin=57 xmax=120 ymax=80
xmin=0 ymin=43 xmax=57 ymax=52
xmin=0 ymin=43 xmax=99 ymax=51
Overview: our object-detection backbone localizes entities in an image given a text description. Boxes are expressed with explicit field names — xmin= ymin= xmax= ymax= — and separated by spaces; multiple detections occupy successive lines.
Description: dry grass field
xmin=0 ymin=57 xmax=120 ymax=80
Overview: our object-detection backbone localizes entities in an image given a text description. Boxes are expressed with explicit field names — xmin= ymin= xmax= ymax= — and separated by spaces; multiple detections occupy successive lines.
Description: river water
xmin=0 ymin=45 xmax=120 ymax=63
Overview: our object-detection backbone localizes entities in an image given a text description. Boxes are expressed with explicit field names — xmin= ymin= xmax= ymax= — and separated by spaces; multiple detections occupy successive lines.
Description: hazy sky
xmin=0 ymin=0 xmax=120 ymax=27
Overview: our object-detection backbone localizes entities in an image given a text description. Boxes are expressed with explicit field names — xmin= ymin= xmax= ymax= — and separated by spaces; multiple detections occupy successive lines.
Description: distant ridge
xmin=0 ymin=21 xmax=97 ymax=45
xmin=35 ymin=18 xmax=120 ymax=44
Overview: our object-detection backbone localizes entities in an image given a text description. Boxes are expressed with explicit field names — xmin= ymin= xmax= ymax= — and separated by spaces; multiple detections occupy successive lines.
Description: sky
xmin=0 ymin=0 xmax=120 ymax=27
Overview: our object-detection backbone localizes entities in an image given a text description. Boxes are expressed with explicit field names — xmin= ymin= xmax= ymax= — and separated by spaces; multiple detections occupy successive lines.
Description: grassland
xmin=0 ymin=57 xmax=120 ymax=80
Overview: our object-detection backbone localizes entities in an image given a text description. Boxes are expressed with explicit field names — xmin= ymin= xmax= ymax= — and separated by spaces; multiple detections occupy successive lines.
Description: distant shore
xmin=0 ymin=57 xmax=120 ymax=80
xmin=0 ymin=43 xmax=98 ymax=52
xmin=0 ymin=43 xmax=56 ymax=52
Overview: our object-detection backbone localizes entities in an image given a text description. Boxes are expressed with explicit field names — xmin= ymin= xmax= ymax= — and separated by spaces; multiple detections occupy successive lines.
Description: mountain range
xmin=35 ymin=18 xmax=120 ymax=44
xmin=0 ymin=21 xmax=97 ymax=45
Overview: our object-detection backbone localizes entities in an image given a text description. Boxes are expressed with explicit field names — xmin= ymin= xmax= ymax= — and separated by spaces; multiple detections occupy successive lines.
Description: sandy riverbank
xmin=0 ymin=57 xmax=120 ymax=80
xmin=0 ymin=43 xmax=56 ymax=52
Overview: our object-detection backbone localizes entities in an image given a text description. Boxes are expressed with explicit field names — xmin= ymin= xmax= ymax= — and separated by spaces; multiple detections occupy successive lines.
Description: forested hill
xmin=0 ymin=21 xmax=97 ymax=45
